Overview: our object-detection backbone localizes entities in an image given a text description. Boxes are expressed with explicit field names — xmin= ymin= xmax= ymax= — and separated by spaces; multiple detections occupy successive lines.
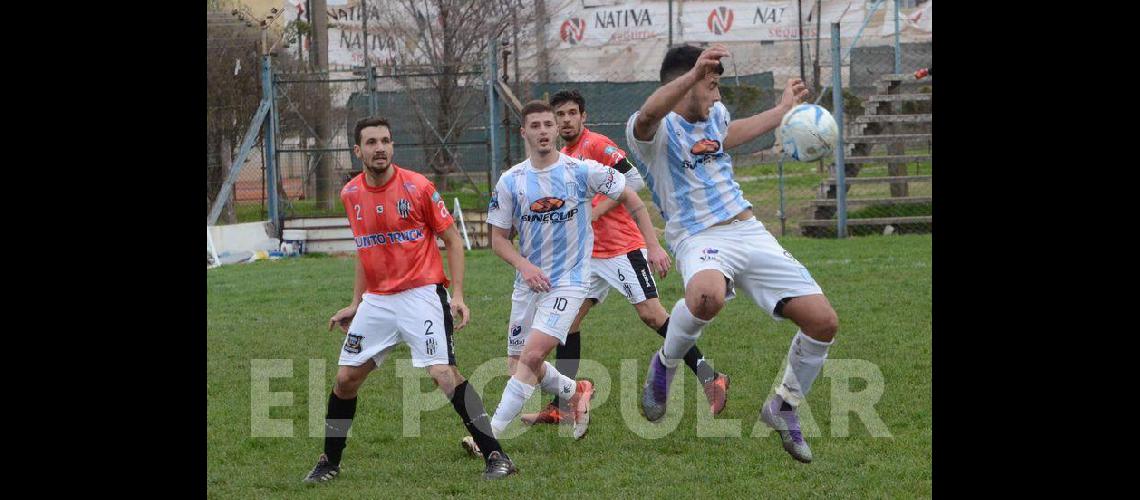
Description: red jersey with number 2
xmin=340 ymin=165 xmax=453 ymax=295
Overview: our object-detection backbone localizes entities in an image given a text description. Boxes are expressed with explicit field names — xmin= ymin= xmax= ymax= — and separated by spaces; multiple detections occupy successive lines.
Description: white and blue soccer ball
xmin=778 ymin=104 xmax=839 ymax=162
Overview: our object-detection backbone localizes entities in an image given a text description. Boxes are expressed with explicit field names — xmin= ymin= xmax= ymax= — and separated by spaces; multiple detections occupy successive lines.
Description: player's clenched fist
xmin=780 ymin=78 xmax=810 ymax=108
xmin=695 ymin=44 xmax=730 ymax=78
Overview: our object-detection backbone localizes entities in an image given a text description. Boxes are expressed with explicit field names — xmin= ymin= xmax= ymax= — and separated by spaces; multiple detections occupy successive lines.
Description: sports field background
xmin=207 ymin=234 xmax=932 ymax=498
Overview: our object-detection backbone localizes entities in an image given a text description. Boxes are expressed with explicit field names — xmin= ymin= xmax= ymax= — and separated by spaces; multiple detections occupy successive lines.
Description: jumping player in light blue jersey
xmin=626 ymin=44 xmax=840 ymax=464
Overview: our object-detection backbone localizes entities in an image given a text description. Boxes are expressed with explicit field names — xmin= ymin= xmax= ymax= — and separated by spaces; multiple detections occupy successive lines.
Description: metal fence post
xmin=487 ymin=38 xmax=501 ymax=186
xmin=778 ymin=156 xmax=786 ymax=237
xmin=894 ymin=0 xmax=902 ymax=74
xmin=262 ymin=54 xmax=280 ymax=236
xmin=831 ymin=22 xmax=847 ymax=239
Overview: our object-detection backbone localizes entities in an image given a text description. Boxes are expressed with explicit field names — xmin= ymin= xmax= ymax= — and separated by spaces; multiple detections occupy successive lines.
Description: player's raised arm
xmin=438 ymin=224 xmax=470 ymax=330
xmin=724 ymin=78 xmax=810 ymax=150
xmin=633 ymin=44 xmax=730 ymax=142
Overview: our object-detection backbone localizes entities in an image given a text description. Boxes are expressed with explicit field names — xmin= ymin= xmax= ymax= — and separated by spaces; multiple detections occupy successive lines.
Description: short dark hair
xmin=659 ymin=45 xmax=723 ymax=83
xmin=549 ymin=89 xmax=585 ymax=114
xmin=521 ymin=100 xmax=554 ymax=122
xmin=354 ymin=116 xmax=391 ymax=145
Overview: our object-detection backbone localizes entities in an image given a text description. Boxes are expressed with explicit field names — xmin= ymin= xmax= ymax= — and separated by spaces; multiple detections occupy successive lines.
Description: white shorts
xmin=339 ymin=284 xmax=455 ymax=368
xmin=586 ymin=248 xmax=659 ymax=305
xmin=506 ymin=284 xmax=587 ymax=356
xmin=674 ymin=218 xmax=823 ymax=320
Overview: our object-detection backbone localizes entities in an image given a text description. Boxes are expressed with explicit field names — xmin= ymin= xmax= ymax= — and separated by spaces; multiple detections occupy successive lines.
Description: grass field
xmin=207 ymin=234 xmax=932 ymax=498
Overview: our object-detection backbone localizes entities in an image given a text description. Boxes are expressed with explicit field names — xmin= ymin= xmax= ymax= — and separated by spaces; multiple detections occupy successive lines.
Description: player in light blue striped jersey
xmin=626 ymin=44 xmax=840 ymax=464
xmin=479 ymin=100 xmax=670 ymax=450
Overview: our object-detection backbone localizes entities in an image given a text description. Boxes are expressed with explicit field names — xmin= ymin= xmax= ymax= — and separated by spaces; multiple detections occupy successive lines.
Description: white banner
xmin=548 ymin=0 xmax=670 ymax=48
xmin=321 ymin=0 xmax=523 ymax=70
xmin=681 ymin=1 xmax=865 ymax=43
xmin=324 ymin=0 xmax=413 ymax=69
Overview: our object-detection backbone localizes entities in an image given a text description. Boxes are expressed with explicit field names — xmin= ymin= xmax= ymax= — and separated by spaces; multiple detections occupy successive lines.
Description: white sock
xmin=490 ymin=377 xmax=535 ymax=435
xmin=538 ymin=361 xmax=576 ymax=398
xmin=775 ymin=330 xmax=833 ymax=407
xmin=662 ymin=299 xmax=710 ymax=367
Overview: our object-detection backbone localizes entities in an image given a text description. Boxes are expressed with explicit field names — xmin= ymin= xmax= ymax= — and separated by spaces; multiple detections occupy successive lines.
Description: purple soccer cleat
xmin=760 ymin=395 xmax=813 ymax=463
xmin=640 ymin=350 xmax=677 ymax=422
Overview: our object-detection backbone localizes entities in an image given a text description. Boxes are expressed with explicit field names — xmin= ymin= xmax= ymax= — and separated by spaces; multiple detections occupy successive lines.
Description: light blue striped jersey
xmin=486 ymin=153 xmax=627 ymax=289
xmin=625 ymin=101 xmax=752 ymax=251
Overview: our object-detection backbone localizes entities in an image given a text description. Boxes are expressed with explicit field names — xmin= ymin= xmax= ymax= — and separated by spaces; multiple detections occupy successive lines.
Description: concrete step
xmin=305 ymin=227 xmax=353 ymax=240
xmin=284 ymin=217 xmax=346 ymax=229
xmin=854 ymin=114 xmax=932 ymax=124
xmin=879 ymin=73 xmax=925 ymax=82
xmin=800 ymin=215 xmax=933 ymax=227
xmin=822 ymin=175 xmax=932 ymax=185
xmin=867 ymin=93 xmax=931 ymax=103
xmin=306 ymin=239 xmax=357 ymax=254
xmin=809 ymin=196 xmax=931 ymax=208
xmin=843 ymin=154 xmax=932 ymax=164
xmin=845 ymin=133 xmax=931 ymax=144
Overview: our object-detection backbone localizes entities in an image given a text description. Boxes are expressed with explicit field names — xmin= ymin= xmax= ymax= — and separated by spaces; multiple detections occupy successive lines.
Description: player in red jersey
xmin=303 ymin=117 xmax=515 ymax=483
xmin=519 ymin=90 xmax=730 ymax=427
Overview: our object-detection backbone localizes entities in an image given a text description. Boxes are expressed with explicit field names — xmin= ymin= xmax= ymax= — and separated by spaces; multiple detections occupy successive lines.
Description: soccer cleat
xmin=760 ymin=395 xmax=813 ymax=463
xmin=460 ymin=435 xmax=482 ymax=459
xmin=567 ymin=380 xmax=594 ymax=439
xmin=640 ymin=350 xmax=677 ymax=422
xmin=703 ymin=372 xmax=730 ymax=416
xmin=302 ymin=453 xmax=341 ymax=483
xmin=482 ymin=451 xmax=518 ymax=480
xmin=520 ymin=403 xmax=564 ymax=426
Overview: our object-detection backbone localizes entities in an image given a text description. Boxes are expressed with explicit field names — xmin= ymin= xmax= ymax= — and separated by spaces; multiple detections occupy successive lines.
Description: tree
xmin=206 ymin=1 xmax=264 ymax=222
xmin=373 ymin=0 xmax=535 ymax=189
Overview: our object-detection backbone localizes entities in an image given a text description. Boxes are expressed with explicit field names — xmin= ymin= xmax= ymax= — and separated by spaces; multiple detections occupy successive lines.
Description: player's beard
xmin=559 ymin=125 xmax=581 ymax=143
xmin=365 ymin=157 xmax=390 ymax=177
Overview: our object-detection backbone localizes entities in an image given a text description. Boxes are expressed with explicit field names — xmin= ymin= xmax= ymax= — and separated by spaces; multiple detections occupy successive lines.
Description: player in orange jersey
xmin=303 ymin=117 xmax=515 ymax=483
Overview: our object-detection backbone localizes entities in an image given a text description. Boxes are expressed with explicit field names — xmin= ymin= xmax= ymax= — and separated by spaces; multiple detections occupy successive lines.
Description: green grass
xmin=208 ymin=235 xmax=932 ymax=497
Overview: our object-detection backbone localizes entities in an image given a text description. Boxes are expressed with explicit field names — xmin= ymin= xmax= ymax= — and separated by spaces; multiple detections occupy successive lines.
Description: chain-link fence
xmin=272 ymin=67 xmax=494 ymax=222
xmin=207 ymin=5 xmax=271 ymax=226
xmin=208 ymin=0 xmax=931 ymax=244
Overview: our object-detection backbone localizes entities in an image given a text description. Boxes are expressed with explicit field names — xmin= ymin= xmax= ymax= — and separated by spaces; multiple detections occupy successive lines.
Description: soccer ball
xmin=778 ymin=104 xmax=839 ymax=162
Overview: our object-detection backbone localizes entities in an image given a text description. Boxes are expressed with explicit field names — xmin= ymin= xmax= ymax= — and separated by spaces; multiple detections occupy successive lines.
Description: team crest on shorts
xmin=699 ymin=247 xmax=721 ymax=262
xmin=425 ymin=337 xmax=438 ymax=356
xmin=344 ymin=334 xmax=364 ymax=354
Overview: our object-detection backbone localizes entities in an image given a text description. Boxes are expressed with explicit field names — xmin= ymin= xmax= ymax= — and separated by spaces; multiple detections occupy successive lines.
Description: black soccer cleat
xmin=482 ymin=451 xmax=518 ymax=480
xmin=302 ymin=453 xmax=341 ymax=483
